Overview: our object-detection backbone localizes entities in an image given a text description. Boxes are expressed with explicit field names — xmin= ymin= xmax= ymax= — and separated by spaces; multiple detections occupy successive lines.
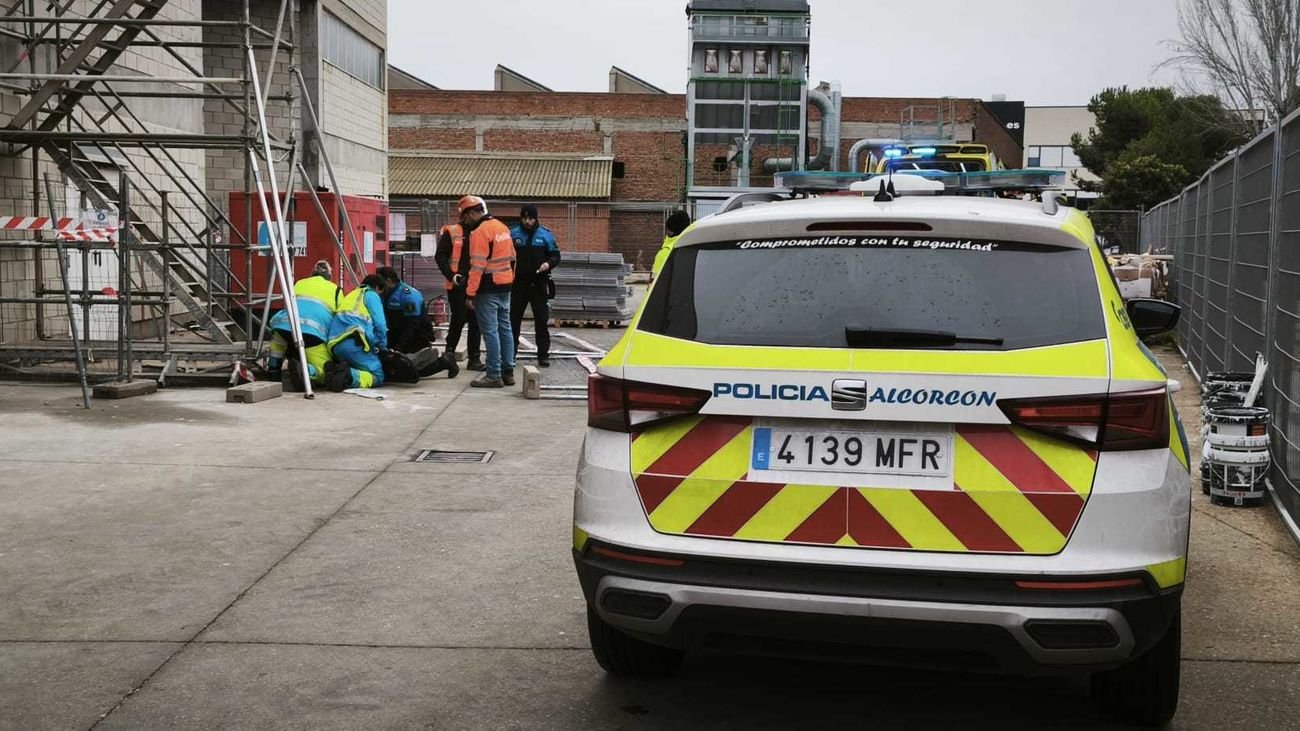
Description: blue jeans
xmin=332 ymin=337 xmax=385 ymax=389
xmin=474 ymin=290 xmax=514 ymax=378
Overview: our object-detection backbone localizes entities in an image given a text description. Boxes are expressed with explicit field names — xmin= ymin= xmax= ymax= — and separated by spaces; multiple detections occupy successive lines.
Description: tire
xmin=1091 ymin=610 xmax=1181 ymax=727
xmin=586 ymin=605 xmax=683 ymax=678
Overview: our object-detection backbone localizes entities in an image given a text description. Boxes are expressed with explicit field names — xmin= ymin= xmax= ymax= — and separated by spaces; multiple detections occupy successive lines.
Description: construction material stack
xmin=549 ymin=252 xmax=635 ymax=325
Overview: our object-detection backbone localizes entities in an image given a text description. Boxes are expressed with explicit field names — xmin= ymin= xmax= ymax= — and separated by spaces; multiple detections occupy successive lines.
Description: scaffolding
xmin=0 ymin=0 xmax=312 ymax=386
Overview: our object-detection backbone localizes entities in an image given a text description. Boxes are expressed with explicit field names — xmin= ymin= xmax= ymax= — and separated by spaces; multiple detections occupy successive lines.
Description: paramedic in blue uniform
xmin=509 ymin=204 xmax=561 ymax=367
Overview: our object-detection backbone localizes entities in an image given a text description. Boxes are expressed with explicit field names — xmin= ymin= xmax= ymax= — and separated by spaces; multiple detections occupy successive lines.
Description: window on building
xmin=728 ymin=49 xmax=744 ymax=74
xmin=612 ymin=161 xmax=626 ymax=179
xmin=704 ymin=48 xmax=720 ymax=73
xmin=696 ymin=81 xmax=746 ymax=100
xmin=1028 ymin=145 xmax=1083 ymax=169
xmin=322 ymin=12 xmax=384 ymax=89
xmin=754 ymin=49 xmax=769 ymax=75
xmin=778 ymin=50 xmax=793 ymax=75
xmin=749 ymin=104 xmax=801 ymax=131
xmin=695 ymin=103 xmax=745 ymax=129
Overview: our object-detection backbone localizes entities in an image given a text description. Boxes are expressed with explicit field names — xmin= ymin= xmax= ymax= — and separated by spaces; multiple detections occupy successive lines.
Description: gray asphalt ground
xmin=1 ymin=341 xmax=1297 ymax=730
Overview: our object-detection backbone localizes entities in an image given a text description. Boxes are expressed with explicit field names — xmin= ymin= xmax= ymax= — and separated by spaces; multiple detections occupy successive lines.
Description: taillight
xmin=588 ymin=374 xmax=711 ymax=433
xmin=999 ymin=388 xmax=1169 ymax=451
xmin=1101 ymin=389 xmax=1170 ymax=450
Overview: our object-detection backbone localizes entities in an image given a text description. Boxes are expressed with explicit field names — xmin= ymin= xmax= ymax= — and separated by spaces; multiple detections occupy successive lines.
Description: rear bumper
xmin=575 ymin=544 xmax=1181 ymax=674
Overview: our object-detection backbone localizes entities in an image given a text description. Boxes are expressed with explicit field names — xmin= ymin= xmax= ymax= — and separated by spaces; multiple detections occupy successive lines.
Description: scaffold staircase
xmin=2 ymin=0 xmax=247 ymax=345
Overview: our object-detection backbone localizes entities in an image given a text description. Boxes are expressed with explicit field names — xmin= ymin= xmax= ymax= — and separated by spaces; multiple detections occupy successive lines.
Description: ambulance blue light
xmin=913 ymin=147 xmax=938 ymax=156
xmin=884 ymin=148 xmax=904 ymax=158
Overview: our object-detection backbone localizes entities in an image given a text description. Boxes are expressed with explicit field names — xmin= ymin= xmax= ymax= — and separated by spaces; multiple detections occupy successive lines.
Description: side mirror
xmin=1127 ymin=298 xmax=1181 ymax=337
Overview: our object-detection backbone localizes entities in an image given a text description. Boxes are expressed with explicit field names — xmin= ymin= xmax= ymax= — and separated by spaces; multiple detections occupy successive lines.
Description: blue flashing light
xmin=883 ymin=148 xmax=905 ymax=158
xmin=912 ymin=147 xmax=938 ymax=156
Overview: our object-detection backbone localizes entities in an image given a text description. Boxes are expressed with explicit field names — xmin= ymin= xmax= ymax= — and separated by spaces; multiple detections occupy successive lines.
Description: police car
xmin=572 ymin=171 xmax=1191 ymax=726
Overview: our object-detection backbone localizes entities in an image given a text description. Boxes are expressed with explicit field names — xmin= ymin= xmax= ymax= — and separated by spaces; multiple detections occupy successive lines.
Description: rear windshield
xmin=887 ymin=159 xmax=987 ymax=173
xmin=639 ymin=236 xmax=1106 ymax=350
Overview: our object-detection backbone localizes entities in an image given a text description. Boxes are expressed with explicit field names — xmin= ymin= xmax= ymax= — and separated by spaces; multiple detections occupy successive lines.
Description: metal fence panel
xmin=1231 ymin=135 xmax=1274 ymax=370
xmin=1205 ymin=163 xmax=1234 ymax=372
xmin=1141 ymin=116 xmax=1300 ymax=537
xmin=1274 ymin=116 xmax=1300 ymax=520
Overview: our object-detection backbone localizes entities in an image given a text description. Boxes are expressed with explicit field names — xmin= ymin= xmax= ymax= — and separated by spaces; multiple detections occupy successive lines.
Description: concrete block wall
xmin=320 ymin=64 xmax=386 ymax=196
xmin=203 ymin=0 xmax=300 ymax=234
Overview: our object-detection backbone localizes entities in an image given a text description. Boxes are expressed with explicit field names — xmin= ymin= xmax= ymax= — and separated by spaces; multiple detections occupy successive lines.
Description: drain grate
xmin=413 ymin=449 xmax=495 ymax=464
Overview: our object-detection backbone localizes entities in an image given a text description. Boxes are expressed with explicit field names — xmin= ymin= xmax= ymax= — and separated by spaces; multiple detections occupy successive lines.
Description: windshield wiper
xmin=844 ymin=326 xmax=1005 ymax=349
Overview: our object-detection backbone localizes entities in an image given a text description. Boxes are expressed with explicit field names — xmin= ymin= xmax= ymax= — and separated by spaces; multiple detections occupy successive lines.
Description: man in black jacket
xmin=432 ymin=200 xmax=488 ymax=377
xmin=509 ymin=204 xmax=561 ymax=367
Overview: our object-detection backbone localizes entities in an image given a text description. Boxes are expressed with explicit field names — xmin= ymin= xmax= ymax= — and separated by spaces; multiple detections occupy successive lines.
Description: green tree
xmin=1093 ymin=155 xmax=1190 ymax=210
xmin=1070 ymin=87 xmax=1245 ymax=208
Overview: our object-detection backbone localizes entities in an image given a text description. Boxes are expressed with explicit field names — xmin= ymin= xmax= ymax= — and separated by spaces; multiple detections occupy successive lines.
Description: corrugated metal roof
xmin=389 ymin=155 xmax=613 ymax=199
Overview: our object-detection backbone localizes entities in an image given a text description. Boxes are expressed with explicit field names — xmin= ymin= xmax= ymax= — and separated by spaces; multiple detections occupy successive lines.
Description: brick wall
xmin=483 ymin=130 xmax=602 ymax=153
xmin=610 ymin=210 xmax=668 ymax=271
xmin=390 ymin=90 xmax=688 ymax=119
xmin=389 ymin=128 xmax=476 ymax=150
xmin=611 ymin=132 xmax=685 ymax=201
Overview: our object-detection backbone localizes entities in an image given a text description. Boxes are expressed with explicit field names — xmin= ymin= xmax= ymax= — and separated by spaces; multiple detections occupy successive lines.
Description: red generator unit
xmin=229 ymin=191 xmax=390 ymax=309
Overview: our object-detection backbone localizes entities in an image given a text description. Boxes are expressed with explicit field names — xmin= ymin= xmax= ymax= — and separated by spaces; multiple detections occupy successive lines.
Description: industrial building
xmin=386 ymin=0 xmax=1023 ymax=269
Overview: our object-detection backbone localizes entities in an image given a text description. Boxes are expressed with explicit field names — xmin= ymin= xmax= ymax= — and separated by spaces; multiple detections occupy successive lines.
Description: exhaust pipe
xmin=764 ymin=81 xmax=842 ymax=173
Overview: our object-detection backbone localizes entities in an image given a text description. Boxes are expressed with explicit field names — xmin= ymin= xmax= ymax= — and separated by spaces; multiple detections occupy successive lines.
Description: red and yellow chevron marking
xmin=631 ymin=417 xmax=1097 ymax=555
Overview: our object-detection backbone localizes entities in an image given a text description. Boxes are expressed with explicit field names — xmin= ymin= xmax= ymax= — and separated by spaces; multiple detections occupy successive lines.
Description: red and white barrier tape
xmin=0 ymin=215 xmax=118 ymax=242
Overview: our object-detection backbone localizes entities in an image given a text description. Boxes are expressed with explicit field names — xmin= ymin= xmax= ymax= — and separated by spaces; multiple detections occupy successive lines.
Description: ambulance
xmin=873 ymin=142 xmax=1003 ymax=174
xmin=572 ymin=171 xmax=1190 ymax=727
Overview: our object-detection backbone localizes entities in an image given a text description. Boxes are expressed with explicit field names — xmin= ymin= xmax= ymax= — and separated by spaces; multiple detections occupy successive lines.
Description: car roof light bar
xmin=774 ymin=169 xmax=1067 ymax=196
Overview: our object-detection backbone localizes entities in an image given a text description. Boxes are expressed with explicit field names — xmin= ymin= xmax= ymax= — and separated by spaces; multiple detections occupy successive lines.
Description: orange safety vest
xmin=466 ymin=217 xmax=516 ymax=297
xmin=442 ymin=223 xmax=466 ymax=291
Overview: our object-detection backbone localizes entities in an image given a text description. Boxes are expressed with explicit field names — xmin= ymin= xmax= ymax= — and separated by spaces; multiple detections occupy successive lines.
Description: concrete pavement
xmin=1 ymin=343 xmax=1297 ymax=729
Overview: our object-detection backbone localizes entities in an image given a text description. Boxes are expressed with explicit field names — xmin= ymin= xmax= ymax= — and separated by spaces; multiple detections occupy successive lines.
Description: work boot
xmin=467 ymin=356 xmax=485 ymax=372
xmin=286 ymin=360 xmax=306 ymax=393
xmin=443 ymin=355 xmax=460 ymax=379
xmin=470 ymin=374 xmax=504 ymax=389
xmin=538 ymin=357 xmax=550 ymax=368
xmin=325 ymin=362 xmax=351 ymax=393
xmin=502 ymin=369 xmax=515 ymax=387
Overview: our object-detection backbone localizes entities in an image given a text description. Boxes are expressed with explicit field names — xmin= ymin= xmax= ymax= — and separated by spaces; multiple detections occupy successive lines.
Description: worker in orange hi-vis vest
xmin=459 ymin=195 xmax=517 ymax=389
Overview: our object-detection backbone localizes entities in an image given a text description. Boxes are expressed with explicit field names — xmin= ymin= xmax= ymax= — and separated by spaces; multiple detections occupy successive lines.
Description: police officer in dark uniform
xmin=510 ymin=204 xmax=561 ymax=367
xmin=377 ymin=266 xmax=436 ymax=353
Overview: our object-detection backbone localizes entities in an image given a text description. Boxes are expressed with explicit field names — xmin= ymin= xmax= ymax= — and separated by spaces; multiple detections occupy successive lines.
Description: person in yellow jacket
xmin=324 ymin=274 xmax=390 ymax=392
xmin=651 ymin=210 xmax=693 ymax=280
xmin=267 ymin=260 xmax=342 ymax=390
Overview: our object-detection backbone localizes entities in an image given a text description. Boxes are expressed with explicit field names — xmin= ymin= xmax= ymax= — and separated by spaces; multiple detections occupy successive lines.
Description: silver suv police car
xmin=572 ymin=181 xmax=1189 ymax=727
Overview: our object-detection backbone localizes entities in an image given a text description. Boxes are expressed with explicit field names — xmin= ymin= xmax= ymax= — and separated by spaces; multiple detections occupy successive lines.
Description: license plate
xmin=751 ymin=427 xmax=952 ymax=477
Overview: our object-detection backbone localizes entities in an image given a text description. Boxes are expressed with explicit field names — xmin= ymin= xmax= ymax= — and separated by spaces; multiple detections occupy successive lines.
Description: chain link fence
xmin=1087 ymin=210 xmax=1144 ymax=255
xmin=1141 ymin=111 xmax=1300 ymax=536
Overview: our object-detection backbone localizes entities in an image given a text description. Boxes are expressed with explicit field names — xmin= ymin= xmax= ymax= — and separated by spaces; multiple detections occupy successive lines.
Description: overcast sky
xmin=388 ymin=0 xmax=1182 ymax=105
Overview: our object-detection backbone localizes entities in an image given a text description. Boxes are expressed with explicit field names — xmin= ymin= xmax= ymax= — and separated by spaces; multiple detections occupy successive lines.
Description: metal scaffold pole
xmin=247 ymin=44 xmax=312 ymax=399
xmin=43 ymin=173 xmax=89 ymax=409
